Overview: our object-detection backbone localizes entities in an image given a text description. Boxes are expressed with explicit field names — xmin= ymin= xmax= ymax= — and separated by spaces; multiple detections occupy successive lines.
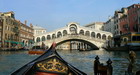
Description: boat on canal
xmin=28 ymin=42 xmax=48 ymax=55
xmin=103 ymin=46 xmax=129 ymax=51
xmin=106 ymin=32 xmax=140 ymax=51
xmin=12 ymin=43 xmax=86 ymax=75
xmin=104 ymin=46 xmax=140 ymax=51
xmin=28 ymin=46 xmax=46 ymax=55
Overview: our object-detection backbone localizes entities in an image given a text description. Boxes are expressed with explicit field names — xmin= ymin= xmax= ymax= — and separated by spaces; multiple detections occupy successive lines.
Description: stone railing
xmin=49 ymin=34 xmax=106 ymax=43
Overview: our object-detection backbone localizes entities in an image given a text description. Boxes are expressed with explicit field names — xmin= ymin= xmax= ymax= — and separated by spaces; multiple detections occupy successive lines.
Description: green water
xmin=0 ymin=50 xmax=140 ymax=75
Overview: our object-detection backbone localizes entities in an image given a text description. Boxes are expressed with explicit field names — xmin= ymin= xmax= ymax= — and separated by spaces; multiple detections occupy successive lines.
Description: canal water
xmin=0 ymin=50 xmax=140 ymax=75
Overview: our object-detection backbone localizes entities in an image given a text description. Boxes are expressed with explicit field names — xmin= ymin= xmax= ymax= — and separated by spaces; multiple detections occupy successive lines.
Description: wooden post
xmin=127 ymin=51 xmax=136 ymax=74
xmin=106 ymin=58 xmax=113 ymax=75
xmin=94 ymin=55 xmax=100 ymax=75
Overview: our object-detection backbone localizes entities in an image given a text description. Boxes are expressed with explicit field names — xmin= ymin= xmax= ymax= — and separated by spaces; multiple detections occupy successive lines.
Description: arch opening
xmin=52 ymin=34 xmax=56 ymax=39
xmin=57 ymin=31 xmax=62 ymax=38
xmin=79 ymin=29 xmax=84 ymax=35
xmin=47 ymin=35 xmax=51 ymax=40
xmin=91 ymin=32 xmax=95 ymax=38
xmin=63 ymin=30 xmax=68 ymax=36
xmin=56 ymin=39 xmax=99 ymax=50
xmin=97 ymin=33 xmax=101 ymax=39
xmin=42 ymin=36 xmax=46 ymax=41
xmin=36 ymin=37 xmax=40 ymax=42
xmin=69 ymin=24 xmax=77 ymax=35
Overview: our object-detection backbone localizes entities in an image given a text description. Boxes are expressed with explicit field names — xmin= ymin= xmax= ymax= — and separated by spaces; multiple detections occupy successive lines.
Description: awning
xmin=5 ymin=40 xmax=18 ymax=44
xmin=29 ymin=40 xmax=34 ymax=43
xmin=4 ymin=40 xmax=24 ymax=45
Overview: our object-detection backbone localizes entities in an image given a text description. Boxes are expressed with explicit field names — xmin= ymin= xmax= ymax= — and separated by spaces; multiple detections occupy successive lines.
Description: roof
xmin=85 ymin=22 xmax=104 ymax=27
xmin=33 ymin=25 xmax=46 ymax=30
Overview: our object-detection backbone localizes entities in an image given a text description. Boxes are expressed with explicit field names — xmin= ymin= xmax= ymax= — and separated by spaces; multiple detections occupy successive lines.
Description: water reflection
xmin=0 ymin=51 xmax=38 ymax=75
xmin=0 ymin=51 xmax=27 ymax=55
xmin=0 ymin=50 xmax=139 ymax=75
xmin=57 ymin=50 xmax=140 ymax=75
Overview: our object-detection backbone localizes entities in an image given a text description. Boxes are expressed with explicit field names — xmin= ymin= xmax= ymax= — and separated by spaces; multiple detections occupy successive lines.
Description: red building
xmin=0 ymin=18 xmax=3 ymax=47
xmin=138 ymin=8 xmax=140 ymax=32
xmin=119 ymin=14 xmax=129 ymax=34
xmin=128 ymin=4 xmax=140 ymax=32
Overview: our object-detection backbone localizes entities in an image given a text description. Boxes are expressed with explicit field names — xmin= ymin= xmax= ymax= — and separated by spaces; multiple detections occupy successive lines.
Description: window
xmin=137 ymin=36 xmax=140 ymax=41
xmin=79 ymin=30 xmax=84 ymax=35
xmin=63 ymin=30 xmax=67 ymax=36
xmin=69 ymin=24 xmax=77 ymax=35
xmin=132 ymin=36 xmax=140 ymax=41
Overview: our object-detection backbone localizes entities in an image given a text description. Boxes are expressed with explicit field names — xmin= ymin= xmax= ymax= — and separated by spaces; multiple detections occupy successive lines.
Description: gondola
xmin=11 ymin=43 xmax=86 ymax=75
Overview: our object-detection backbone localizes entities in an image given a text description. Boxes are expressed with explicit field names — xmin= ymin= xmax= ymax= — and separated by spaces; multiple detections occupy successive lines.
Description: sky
xmin=0 ymin=0 xmax=140 ymax=31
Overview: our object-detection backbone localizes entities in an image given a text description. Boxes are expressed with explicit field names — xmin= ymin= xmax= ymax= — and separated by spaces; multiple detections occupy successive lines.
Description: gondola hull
xmin=12 ymin=43 xmax=86 ymax=75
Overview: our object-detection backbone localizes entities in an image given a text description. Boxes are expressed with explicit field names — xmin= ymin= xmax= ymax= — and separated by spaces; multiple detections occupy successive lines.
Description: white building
xmin=85 ymin=22 xmax=104 ymax=30
xmin=104 ymin=17 xmax=115 ymax=35
xmin=33 ymin=25 xmax=47 ymax=36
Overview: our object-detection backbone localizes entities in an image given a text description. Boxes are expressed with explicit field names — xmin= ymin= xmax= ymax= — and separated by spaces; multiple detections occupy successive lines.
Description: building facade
xmin=104 ymin=17 xmax=115 ymax=35
xmin=128 ymin=4 xmax=140 ymax=32
xmin=56 ymin=41 xmax=70 ymax=50
xmin=0 ymin=11 xmax=34 ymax=50
xmin=112 ymin=8 xmax=127 ymax=36
xmin=33 ymin=25 xmax=47 ymax=36
xmin=85 ymin=22 xmax=104 ymax=30
xmin=103 ymin=4 xmax=140 ymax=47
xmin=138 ymin=8 xmax=140 ymax=32
xmin=19 ymin=21 xmax=34 ymax=49
xmin=0 ymin=11 xmax=21 ymax=49
xmin=119 ymin=8 xmax=129 ymax=34
xmin=0 ymin=17 xmax=3 ymax=47
xmin=32 ymin=25 xmax=47 ymax=46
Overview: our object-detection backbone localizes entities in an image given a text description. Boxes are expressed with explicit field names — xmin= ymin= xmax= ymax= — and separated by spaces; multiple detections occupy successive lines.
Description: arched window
xmin=57 ymin=31 xmax=62 ymax=38
xmin=36 ymin=37 xmax=40 ymax=42
xmin=97 ymin=33 xmax=101 ymax=39
xmin=124 ymin=38 xmax=128 ymax=42
xmin=102 ymin=34 xmax=106 ymax=40
xmin=69 ymin=24 xmax=77 ymax=35
xmin=91 ymin=32 xmax=95 ymax=38
xmin=63 ymin=30 xmax=67 ymax=36
xmin=108 ymin=35 xmax=112 ymax=40
xmin=22 ymin=40 xmax=25 ymax=44
xmin=52 ymin=34 xmax=56 ymax=39
xmin=85 ymin=31 xmax=90 ymax=36
xmin=79 ymin=30 xmax=84 ymax=35
xmin=47 ymin=35 xmax=51 ymax=40
xmin=42 ymin=36 xmax=46 ymax=41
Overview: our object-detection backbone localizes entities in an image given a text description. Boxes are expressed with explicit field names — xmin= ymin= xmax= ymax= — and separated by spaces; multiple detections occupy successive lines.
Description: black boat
xmin=12 ymin=43 xmax=86 ymax=75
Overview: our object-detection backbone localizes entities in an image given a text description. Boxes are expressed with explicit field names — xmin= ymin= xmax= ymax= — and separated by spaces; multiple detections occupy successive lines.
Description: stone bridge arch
xmin=42 ymin=35 xmax=107 ymax=50
xmin=56 ymin=38 xmax=99 ymax=50
xmin=34 ymin=22 xmax=113 ymax=48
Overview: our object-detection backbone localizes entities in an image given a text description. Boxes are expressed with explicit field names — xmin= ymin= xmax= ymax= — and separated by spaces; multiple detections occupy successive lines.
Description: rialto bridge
xmin=34 ymin=22 xmax=113 ymax=50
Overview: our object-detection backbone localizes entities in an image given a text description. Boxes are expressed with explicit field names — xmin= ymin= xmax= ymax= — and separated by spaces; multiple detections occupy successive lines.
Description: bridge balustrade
xmin=35 ymin=34 xmax=108 ymax=48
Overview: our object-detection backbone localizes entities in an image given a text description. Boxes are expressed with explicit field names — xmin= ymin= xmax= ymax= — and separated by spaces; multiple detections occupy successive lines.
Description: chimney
xmin=25 ymin=20 xmax=27 ymax=25
xmin=30 ymin=23 xmax=33 ymax=27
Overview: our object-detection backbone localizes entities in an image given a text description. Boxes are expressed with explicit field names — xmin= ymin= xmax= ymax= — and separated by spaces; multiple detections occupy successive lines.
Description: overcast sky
xmin=0 ymin=0 xmax=140 ymax=31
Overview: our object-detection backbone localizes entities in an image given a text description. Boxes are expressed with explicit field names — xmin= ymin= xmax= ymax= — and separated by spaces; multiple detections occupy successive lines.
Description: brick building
xmin=128 ymin=4 xmax=140 ymax=32
xmin=0 ymin=11 xmax=34 ymax=50
xmin=0 ymin=18 xmax=3 ymax=47
xmin=138 ymin=8 xmax=140 ymax=32
xmin=19 ymin=21 xmax=34 ymax=49
xmin=0 ymin=11 xmax=21 ymax=49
